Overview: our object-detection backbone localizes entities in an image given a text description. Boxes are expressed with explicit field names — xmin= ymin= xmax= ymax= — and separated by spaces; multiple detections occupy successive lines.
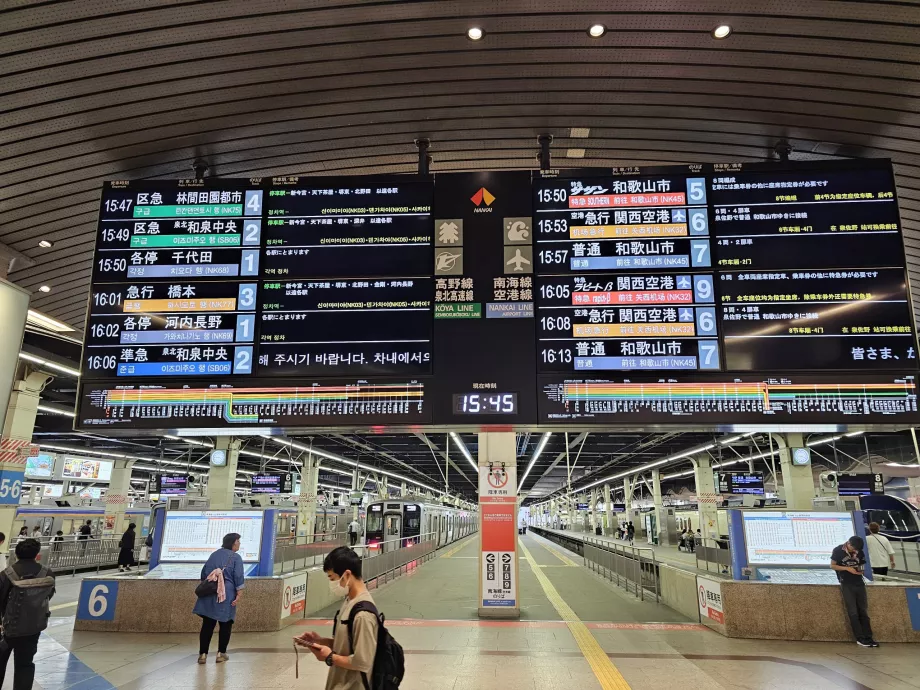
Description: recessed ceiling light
xmin=570 ymin=127 xmax=591 ymax=138
xmin=38 ymin=285 xmax=52 ymax=293
xmin=467 ymin=27 xmax=484 ymax=41
xmin=566 ymin=148 xmax=586 ymax=158
xmin=38 ymin=240 xmax=54 ymax=248
xmin=712 ymin=24 xmax=732 ymax=39
xmin=588 ymin=24 xmax=606 ymax=38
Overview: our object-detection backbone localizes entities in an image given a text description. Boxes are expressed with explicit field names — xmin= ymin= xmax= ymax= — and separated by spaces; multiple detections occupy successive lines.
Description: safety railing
xmin=695 ymin=537 xmax=733 ymax=577
xmin=532 ymin=527 xmax=660 ymax=602
xmin=15 ymin=538 xmax=145 ymax=576
xmin=273 ymin=532 xmax=347 ymax=574
xmin=887 ymin=538 xmax=920 ymax=574
xmin=361 ymin=533 xmax=437 ymax=587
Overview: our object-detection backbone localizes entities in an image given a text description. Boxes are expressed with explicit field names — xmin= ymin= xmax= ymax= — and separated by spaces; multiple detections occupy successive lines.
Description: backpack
xmin=2 ymin=566 xmax=55 ymax=637
xmin=337 ymin=601 xmax=404 ymax=690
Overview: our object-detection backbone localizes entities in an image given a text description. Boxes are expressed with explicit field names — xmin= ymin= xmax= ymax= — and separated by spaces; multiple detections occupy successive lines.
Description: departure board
xmin=76 ymin=160 xmax=920 ymax=432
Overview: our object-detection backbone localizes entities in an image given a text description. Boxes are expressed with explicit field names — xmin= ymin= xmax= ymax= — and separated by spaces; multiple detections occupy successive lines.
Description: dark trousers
xmin=0 ymin=633 xmax=40 ymax=690
xmin=841 ymin=583 xmax=873 ymax=641
xmin=349 ymin=532 xmax=358 ymax=546
xmin=872 ymin=567 xmax=889 ymax=576
xmin=199 ymin=617 xmax=233 ymax=654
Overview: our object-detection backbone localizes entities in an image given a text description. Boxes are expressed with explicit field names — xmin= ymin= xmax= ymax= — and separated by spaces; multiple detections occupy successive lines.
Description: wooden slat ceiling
xmin=2 ymin=0 xmax=920 ymax=329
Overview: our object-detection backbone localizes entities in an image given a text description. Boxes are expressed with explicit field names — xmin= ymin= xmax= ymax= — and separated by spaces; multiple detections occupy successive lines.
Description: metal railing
xmin=361 ymin=533 xmax=437 ymax=587
xmin=694 ymin=537 xmax=733 ymax=577
xmin=532 ymin=527 xmax=660 ymax=602
xmin=273 ymin=532 xmax=347 ymax=574
xmin=17 ymin=538 xmax=145 ymax=575
xmin=887 ymin=538 xmax=920 ymax=574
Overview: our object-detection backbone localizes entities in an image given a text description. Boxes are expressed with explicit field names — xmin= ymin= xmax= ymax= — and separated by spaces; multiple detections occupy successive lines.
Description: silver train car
xmin=364 ymin=498 xmax=476 ymax=550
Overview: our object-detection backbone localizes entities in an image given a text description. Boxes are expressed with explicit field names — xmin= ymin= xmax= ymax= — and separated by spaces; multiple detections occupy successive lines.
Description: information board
xmin=160 ymin=510 xmax=263 ymax=562
xmin=717 ymin=471 xmax=765 ymax=495
xmin=156 ymin=474 xmax=188 ymax=495
xmin=742 ymin=511 xmax=855 ymax=565
xmin=76 ymin=161 xmax=920 ymax=431
xmin=59 ymin=457 xmax=112 ymax=482
xmin=251 ymin=473 xmax=292 ymax=494
xmin=837 ymin=473 xmax=884 ymax=497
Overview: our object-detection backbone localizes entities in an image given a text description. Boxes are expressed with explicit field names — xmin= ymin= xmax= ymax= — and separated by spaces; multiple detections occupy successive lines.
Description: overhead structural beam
xmin=518 ymin=432 xmax=553 ymax=494
xmin=414 ymin=432 xmax=476 ymax=487
xmin=0 ymin=240 xmax=35 ymax=278
xmin=448 ymin=432 xmax=478 ymax=473
xmin=529 ymin=432 xmax=588 ymax=492
xmin=326 ymin=434 xmax=432 ymax=483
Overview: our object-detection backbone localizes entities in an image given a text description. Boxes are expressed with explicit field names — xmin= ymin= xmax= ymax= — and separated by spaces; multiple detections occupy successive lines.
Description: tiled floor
xmin=24 ymin=532 xmax=920 ymax=690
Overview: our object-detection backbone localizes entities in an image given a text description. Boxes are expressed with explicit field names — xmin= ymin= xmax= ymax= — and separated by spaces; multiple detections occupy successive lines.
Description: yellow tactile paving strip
xmin=519 ymin=539 xmax=632 ymax=690
xmin=440 ymin=534 xmax=477 ymax=559
xmin=539 ymin=538 xmax=580 ymax=567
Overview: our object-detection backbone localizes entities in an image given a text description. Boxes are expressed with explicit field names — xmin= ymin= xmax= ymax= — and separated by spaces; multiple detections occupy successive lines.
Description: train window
xmin=367 ymin=511 xmax=384 ymax=533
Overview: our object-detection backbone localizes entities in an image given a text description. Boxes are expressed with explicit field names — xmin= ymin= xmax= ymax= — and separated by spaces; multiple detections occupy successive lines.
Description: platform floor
xmin=27 ymin=531 xmax=920 ymax=690
xmin=538 ymin=527 xmax=701 ymax=570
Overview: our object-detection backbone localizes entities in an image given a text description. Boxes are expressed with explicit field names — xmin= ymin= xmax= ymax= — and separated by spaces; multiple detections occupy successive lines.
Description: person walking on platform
xmin=626 ymin=522 xmax=635 ymax=546
xmin=118 ymin=523 xmax=137 ymax=572
xmin=831 ymin=535 xmax=877 ymax=647
xmin=866 ymin=522 xmax=896 ymax=576
xmin=347 ymin=518 xmax=360 ymax=547
xmin=0 ymin=538 xmax=56 ymax=690
xmin=194 ymin=532 xmax=245 ymax=664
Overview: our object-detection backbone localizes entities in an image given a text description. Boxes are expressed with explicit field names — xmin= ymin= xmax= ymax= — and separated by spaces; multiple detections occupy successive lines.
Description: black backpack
xmin=2 ymin=565 xmax=55 ymax=637
xmin=338 ymin=601 xmax=404 ymax=690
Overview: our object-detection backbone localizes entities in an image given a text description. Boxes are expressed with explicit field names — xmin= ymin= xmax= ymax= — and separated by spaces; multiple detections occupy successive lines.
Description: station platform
xmin=536 ymin=527 xmax=700 ymax=570
xmin=29 ymin=530 xmax=920 ymax=690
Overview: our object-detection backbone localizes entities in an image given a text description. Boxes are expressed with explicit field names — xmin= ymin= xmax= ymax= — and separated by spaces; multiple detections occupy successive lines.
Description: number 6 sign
xmin=77 ymin=581 xmax=119 ymax=621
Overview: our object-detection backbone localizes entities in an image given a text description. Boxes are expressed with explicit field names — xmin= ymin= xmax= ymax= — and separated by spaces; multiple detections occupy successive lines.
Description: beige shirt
xmin=326 ymin=590 xmax=378 ymax=690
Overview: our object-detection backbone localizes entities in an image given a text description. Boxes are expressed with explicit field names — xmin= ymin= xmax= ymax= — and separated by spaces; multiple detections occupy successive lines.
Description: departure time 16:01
xmin=453 ymin=393 xmax=517 ymax=415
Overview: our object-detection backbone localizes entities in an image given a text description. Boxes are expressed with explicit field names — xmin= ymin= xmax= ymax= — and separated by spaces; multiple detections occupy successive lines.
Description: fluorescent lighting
xmin=449 ymin=432 xmax=478 ymax=472
xmin=26 ymin=310 xmax=74 ymax=333
xmin=518 ymin=433 xmax=552 ymax=492
xmin=566 ymin=148 xmax=586 ymax=158
xmin=38 ymin=285 xmax=52 ymax=293
xmin=467 ymin=27 xmax=483 ymax=40
xmin=37 ymin=404 xmax=75 ymax=418
xmin=844 ymin=431 xmax=865 ymax=437
xmin=588 ymin=24 xmax=606 ymax=37
xmin=569 ymin=127 xmax=590 ymax=138
xmin=38 ymin=240 xmax=54 ymax=248
xmin=18 ymin=352 xmax=80 ymax=377
xmin=712 ymin=24 xmax=732 ymax=39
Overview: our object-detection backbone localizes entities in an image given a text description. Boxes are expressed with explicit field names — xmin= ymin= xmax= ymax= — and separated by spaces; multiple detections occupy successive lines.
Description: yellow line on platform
xmin=519 ymin=539 xmax=632 ymax=690
xmin=50 ymin=601 xmax=77 ymax=611
xmin=539 ymin=540 xmax=580 ymax=567
xmin=440 ymin=535 xmax=476 ymax=559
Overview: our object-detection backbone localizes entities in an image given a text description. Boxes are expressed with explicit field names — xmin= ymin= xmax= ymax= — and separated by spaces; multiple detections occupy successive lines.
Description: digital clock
xmin=453 ymin=393 xmax=517 ymax=415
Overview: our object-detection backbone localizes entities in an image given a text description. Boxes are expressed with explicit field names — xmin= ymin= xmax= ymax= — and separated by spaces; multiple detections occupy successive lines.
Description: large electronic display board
xmin=76 ymin=161 xmax=920 ymax=431
xmin=160 ymin=510 xmax=263 ymax=562
xmin=742 ymin=511 xmax=855 ymax=565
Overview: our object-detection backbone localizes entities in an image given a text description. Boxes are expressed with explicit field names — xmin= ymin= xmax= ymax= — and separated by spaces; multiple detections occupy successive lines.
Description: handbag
xmin=194 ymin=555 xmax=234 ymax=598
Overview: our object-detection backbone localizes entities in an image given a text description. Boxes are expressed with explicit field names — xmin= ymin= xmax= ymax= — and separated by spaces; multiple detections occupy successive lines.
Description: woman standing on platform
xmin=194 ymin=532 xmax=245 ymax=664
xmin=118 ymin=523 xmax=137 ymax=572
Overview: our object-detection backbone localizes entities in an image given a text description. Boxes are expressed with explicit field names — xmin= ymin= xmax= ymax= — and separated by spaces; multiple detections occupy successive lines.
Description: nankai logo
xmin=471 ymin=187 xmax=495 ymax=206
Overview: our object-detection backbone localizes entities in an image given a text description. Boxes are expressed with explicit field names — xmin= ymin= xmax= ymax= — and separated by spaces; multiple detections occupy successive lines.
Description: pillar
xmin=776 ymin=433 xmax=815 ymax=510
xmin=208 ymin=437 xmax=239 ymax=510
xmin=651 ymin=469 xmax=665 ymax=545
xmin=0 ymin=371 xmax=49 ymax=551
xmin=103 ymin=458 xmax=136 ymax=535
xmin=604 ymin=484 xmax=614 ymax=536
xmin=478 ymin=432 xmax=519 ymax=619
xmin=623 ymin=477 xmax=633 ymax=515
xmin=297 ymin=454 xmax=319 ymax=542
xmin=590 ymin=489 xmax=598 ymax=532
xmin=400 ymin=481 xmax=407 ymax=497
xmin=693 ymin=455 xmax=719 ymax=542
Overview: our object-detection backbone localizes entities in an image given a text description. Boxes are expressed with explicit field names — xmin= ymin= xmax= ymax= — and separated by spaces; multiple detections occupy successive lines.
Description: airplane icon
xmin=679 ymin=308 xmax=694 ymax=322
xmin=506 ymin=249 xmax=531 ymax=272
xmin=677 ymin=276 xmax=691 ymax=289
xmin=672 ymin=209 xmax=687 ymax=224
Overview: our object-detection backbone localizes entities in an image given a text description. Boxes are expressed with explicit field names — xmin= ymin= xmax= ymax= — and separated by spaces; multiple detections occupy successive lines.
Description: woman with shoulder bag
xmin=118 ymin=523 xmax=137 ymax=572
xmin=193 ymin=532 xmax=245 ymax=664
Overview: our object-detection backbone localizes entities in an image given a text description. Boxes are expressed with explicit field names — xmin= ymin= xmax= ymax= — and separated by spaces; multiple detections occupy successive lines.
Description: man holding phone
xmin=294 ymin=547 xmax=377 ymax=689
xmin=831 ymin=535 xmax=877 ymax=647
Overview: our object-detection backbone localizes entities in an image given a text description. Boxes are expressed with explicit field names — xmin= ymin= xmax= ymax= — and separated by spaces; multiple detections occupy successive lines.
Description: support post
xmin=415 ymin=138 xmax=431 ymax=176
xmin=297 ymin=455 xmax=319 ymax=542
xmin=603 ymin=484 xmax=614 ymax=536
xmin=208 ymin=437 xmax=239 ymax=510
xmin=693 ymin=455 xmax=719 ymax=542
xmin=776 ymin=433 xmax=815 ymax=510
xmin=104 ymin=458 xmax=136 ymax=536
xmin=651 ymin=469 xmax=665 ymax=545
xmin=538 ymin=134 xmax=553 ymax=170
xmin=478 ymin=432 xmax=519 ymax=619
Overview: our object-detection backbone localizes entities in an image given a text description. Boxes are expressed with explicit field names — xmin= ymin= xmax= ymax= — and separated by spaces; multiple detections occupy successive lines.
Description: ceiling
xmin=5 ymin=1 xmax=920 ymax=500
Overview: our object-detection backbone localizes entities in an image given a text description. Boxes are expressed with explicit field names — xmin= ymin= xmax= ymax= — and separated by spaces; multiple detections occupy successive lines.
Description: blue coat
xmin=192 ymin=548 xmax=245 ymax=622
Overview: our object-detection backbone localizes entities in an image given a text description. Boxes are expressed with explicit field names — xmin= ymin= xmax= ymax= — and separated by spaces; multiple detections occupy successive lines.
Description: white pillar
xmin=776 ymin=433 xmax=815 ymax=510
xmin=623 ymin=477 xmax=633 ymax=515
xmin=104 ymin=459 xmax=136 ymax=535
xmin=590 ymin=489 xmax=598 ymax=532
xmin=478 ymin=432 xmax=519 ymax=619
xmin=693 ymin=455 xmax=719 ymax=542
xmin=651 ymin=469 xmax=665 ymax=545
xmin=297 ymin=455 xmax=319 ymax=542
xmin=208 ymin=437 xmax=239 ymax=510
xmin=604 ymin=484 xmax=614 ymax=536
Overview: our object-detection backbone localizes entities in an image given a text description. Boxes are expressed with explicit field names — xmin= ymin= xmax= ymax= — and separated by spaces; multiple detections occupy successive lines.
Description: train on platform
xmin=364 ymin=498 xmax=476 ymax=550
xmin=13 ymin=505 xmax=152 ymax=540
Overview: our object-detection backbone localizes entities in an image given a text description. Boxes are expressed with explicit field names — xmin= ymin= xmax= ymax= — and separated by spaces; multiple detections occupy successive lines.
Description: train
xmin=13 ymin=505 xmax=152 ymax=540
xmin=364 ymin=498 xmax=476 ymax=550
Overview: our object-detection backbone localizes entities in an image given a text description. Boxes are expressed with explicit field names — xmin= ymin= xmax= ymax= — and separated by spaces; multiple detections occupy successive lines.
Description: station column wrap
xmin=477 ymin=432 xmax=519 ymax=619
xmin=0 ymin=371 xmax=49 ymax=548
xmin=297 ymin=455 xmax=319 ymax=541
xmin=208 ymin=437 xmax=239 ymax=510
xmin=590 ymin=488 xmax=598 ymax=531
xmin=777 ymin=433 xmax=815 ymax=510
xmin=104 ymin=458 xmax=136 ymax=535
xmin=693 ymin=454 xmax=720 ymax=541
xmin=651 ymin=469 xmax=665 ymax=543
xmin=603 ymin=484 xmax=614 ymax=535
xmin=623 ymin=476 xmax=633 ymax=516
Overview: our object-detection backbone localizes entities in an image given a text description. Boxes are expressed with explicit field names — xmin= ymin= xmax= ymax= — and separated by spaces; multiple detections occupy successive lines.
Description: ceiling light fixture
xmin=18 ymin=352 xmax=80 ymax=377
xmin=38 ymin=285 xmax=52 ymax=293
xmin=25 ymin=310 xmax=75 ymax=333
xmin=449 ymin=432 xmax=478 ymax=472
xmin=467 ymin=27 xmax=484 ymax=41
xmin=38 ymin=240 xmax=54 ymax=248
xmin=712 ymin=24 xmax=732 ymax=39
xmin=588 ymin=24 xmax=606 ymax=37
xmin=518 ymin=432 xmax=552 ymax=492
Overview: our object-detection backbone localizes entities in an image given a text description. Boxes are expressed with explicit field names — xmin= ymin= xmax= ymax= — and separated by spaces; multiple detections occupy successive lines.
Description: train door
xmin=403 ymin=504 xmax=421 ymax=544
xmin=365 ymin=503 xmax=385 ymax=548
xmin=447 ymin=514 xmax=454 ymax=543
xmin=385 ymin=512 xmax=402 ymax=551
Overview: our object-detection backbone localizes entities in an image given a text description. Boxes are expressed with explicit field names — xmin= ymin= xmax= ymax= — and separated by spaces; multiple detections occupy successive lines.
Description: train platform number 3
xmin=77 ymin=581 xmax=119 ymax=621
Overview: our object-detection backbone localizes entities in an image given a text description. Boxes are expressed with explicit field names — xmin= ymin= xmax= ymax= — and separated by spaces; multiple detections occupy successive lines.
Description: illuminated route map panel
xmin=77 ymin=161 xmax=920 ymax=431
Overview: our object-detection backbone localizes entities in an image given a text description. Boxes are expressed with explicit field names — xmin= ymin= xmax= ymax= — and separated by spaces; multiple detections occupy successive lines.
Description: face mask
xmin=329 ymin=575 xmax=349 ymax=597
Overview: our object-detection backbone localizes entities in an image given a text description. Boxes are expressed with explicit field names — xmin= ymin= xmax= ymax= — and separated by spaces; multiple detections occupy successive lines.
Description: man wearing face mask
xmin=295 ymin=547 xmax=377 ymax=689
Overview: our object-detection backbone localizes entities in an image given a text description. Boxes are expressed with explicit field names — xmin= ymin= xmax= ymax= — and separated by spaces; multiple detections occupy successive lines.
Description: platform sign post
xmin=478 ymin=432 xmax=519 ymax=619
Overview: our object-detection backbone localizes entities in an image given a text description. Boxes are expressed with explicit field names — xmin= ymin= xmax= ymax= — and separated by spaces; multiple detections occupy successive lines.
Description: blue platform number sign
xmin=77 ymin=581 xmax=119 ymax=621
xmin=0 ymin=468 xmax=24 ymax=505
xmin=906 ymin=588 xmax=920 ymax=631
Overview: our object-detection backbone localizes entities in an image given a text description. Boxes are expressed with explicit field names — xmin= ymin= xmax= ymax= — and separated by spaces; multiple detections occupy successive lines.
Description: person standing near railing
xmin=118 ymin=523 xmax=137 ymax=573
xmin=866 ymin=522 xmax=896 ymax=576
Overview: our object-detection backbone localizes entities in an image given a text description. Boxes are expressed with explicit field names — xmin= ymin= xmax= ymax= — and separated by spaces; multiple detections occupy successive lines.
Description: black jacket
xmin=120 ymin=529 xmax=136 ymax=550
xmin=0 ymin=560 xmax=55 ymax=618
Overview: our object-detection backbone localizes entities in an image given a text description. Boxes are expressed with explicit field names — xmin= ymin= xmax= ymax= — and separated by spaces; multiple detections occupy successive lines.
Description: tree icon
xmin=438 ymin=221 xmax=460 ymax=244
